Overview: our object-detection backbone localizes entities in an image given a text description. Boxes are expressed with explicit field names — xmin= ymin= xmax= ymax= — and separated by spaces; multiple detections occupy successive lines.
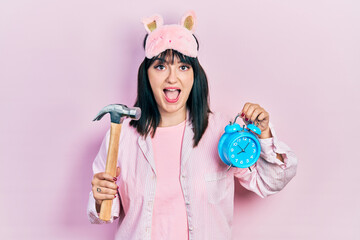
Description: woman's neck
xmin=158 ymin=108 xmax=187 ymax=127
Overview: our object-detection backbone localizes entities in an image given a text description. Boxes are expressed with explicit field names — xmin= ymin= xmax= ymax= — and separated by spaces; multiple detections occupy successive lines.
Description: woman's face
xmin=147 ymin=54 xmax=194 ymax=120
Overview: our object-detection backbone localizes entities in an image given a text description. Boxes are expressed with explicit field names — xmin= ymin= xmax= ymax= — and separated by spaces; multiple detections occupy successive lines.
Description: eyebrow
xmin=153 ymin=58 xmax=189 ymax=65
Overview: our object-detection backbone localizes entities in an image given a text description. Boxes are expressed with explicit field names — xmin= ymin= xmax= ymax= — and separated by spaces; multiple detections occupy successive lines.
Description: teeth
xmin=165 ymin=89 xmax=179 ymax=92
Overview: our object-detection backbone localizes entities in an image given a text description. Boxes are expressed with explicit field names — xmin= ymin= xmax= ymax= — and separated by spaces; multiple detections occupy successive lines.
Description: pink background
xmin=1 ymin=0 xmax=359 ymax=239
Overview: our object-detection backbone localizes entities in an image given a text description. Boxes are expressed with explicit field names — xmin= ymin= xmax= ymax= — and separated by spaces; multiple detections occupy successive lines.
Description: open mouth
xmin=163 ymin=88 xmax=181 ymax=103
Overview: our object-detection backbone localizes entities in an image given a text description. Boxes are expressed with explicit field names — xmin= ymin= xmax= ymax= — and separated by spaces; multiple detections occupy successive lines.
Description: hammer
xmin=93 ymin=104 xmax=141 ymax=221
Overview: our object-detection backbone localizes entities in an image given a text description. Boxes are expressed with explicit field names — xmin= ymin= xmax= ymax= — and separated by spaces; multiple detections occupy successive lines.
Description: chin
xmin=161 ymin=103 xmax=186 ymax=114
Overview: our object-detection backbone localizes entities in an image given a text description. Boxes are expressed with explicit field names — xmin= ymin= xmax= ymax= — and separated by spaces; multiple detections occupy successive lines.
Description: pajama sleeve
xmin=87 ymin=129 xmax=121 ymax=224
xmin=234 ymin=122 xmax=298 ymax=198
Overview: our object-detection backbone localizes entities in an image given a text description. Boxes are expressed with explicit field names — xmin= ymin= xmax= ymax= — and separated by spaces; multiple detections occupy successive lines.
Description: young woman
xmin=87 ymin=11 xmax=297 ymax=240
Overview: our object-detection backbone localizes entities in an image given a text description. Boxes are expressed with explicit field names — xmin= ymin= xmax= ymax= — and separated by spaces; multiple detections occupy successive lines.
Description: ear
xmin=141 ymin=14 xmax=164 ymax=33
xmin=180 ymin=10 xmax=197 ymax=33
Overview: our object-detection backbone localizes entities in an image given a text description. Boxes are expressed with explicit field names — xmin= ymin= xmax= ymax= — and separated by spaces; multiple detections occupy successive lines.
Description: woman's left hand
xmin=240 ymin=102 xmax=272 ymax=139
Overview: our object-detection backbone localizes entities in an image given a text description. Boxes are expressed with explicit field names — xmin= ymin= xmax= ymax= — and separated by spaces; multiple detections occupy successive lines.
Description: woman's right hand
xmin=91 ymin=167 xmax=120 ymax=212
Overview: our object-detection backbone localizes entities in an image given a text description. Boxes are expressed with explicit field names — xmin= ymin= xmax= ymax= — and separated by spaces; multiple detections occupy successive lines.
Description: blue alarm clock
xmin=218 ymin=114 xmax=262 ymax=170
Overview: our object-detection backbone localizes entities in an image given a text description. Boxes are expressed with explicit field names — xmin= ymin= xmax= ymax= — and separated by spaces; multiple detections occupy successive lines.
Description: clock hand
xmin=244 ymin=142 xmax=250 ymax=151
xmin=237 ymin=145 xmax=245 ymax=154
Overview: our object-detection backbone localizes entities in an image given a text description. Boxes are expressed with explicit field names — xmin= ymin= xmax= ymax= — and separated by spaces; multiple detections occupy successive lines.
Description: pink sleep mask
xmin=141 ymin=11 xmax=198 ymax=59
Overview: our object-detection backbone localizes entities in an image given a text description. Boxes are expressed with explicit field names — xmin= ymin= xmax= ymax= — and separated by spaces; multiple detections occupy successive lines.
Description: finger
xmin=95 ymin=172 xmax=117 ymax=182
xmin=116 ymin=167 xmax=121 ymax=177
xmin=98 ymin=179 xmax=118 ymax=190
xmin=240 ymin=102 xmax=252 ymax=118
xmin=244 ymin=104 xmax=260 ymax=122
xmin=93 ymin=191 xmax=117 ymax=201
xmin=92 ymin=174 xmax=117 ymax=191
xmin=93 ymin=186 xmax=118 ymax=196
xmin=257 ymin=111 xmax=268 ymax=122
xmin=249 ymin=107 xmax=263 ymax=122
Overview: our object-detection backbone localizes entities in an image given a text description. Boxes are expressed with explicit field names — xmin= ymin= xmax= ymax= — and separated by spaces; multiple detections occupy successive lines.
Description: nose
xmin=166 ymin=66 xmax=178 ymax=84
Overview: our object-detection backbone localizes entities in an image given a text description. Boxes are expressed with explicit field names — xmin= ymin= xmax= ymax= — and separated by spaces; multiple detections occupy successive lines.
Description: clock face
xmin=228 ymin=136 xmax=259 ymax=167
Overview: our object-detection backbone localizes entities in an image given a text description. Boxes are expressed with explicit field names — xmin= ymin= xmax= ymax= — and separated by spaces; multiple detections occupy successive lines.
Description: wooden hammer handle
xmin=99 ymin=122 xmax=122 ymax=221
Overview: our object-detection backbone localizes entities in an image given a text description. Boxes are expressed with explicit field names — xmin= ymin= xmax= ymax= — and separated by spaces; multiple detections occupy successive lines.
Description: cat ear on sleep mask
xmin=180 ymin=10 xmax=197 ymax=33
xmin=141 ymin=14 xmax=164 ymax=33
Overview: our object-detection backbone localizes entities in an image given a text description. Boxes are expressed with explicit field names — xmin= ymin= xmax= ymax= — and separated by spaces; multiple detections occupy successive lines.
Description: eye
xmin=180 ymin=65 xmax=190 ymax=71
xmin=154 ymin=64 xmax=165 ymax=70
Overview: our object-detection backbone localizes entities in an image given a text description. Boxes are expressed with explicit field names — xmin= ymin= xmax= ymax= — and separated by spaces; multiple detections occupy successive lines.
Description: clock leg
xmin=226 ymin=165 xmax=232 ymax=172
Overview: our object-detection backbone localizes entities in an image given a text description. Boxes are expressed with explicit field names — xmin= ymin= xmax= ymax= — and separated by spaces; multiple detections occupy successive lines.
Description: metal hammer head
xmin=93 ymin=104 xmax=141 ymax=124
